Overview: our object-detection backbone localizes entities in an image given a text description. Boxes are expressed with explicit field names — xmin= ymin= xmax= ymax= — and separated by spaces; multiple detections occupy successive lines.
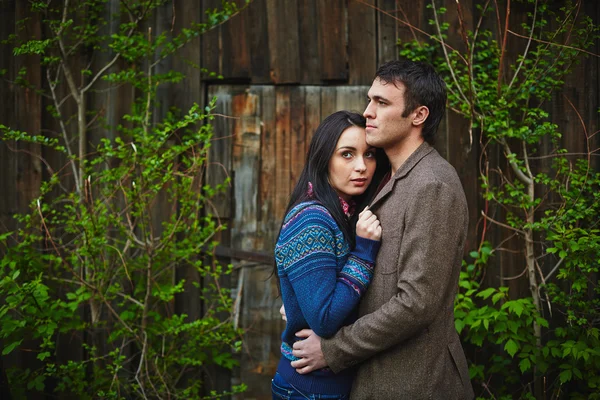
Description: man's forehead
xmin=368 ymin=78 xmax=404 ymax=97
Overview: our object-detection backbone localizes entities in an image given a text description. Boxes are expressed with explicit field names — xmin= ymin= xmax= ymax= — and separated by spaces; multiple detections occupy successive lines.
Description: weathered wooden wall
xmin=1 ymin=1 xmax=599 ymax=399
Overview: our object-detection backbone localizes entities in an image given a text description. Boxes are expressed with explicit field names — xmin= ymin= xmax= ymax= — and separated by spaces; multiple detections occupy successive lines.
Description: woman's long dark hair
xmin=273 ymin=110 xmax=389 ymax=287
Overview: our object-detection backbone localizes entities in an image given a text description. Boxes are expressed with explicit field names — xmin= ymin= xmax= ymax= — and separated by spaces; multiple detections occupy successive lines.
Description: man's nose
xmin=363 ymin=102 xmax=374 ymax=119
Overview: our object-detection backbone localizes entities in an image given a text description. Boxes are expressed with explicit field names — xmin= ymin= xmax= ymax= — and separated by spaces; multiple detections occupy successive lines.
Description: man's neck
xmin=387 ymin=135 xmax=425 ymax=175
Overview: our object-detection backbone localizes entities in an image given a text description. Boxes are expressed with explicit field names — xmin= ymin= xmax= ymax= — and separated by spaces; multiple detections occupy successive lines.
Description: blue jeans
xmin=271 ymin=373 xmax=350 ymax=400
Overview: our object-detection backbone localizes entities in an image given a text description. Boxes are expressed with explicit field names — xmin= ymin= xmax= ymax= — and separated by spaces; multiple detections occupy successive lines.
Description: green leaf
xmin=2 ymin=340 xmax=22 ymax=355
xmin=559 ymin=369 xmax=572 ymax=383
xmin=492 ymin=292 xmax=504 ymax=305
xmin=519 ymin=358 xmax=531 ymax=373
xmin=477 ymin=287 xmax=496 ymax=300
xmin=505 ymin=339 xmax=519 ymax=357
xmin=455 ymin=319 xmax=466 ymax=334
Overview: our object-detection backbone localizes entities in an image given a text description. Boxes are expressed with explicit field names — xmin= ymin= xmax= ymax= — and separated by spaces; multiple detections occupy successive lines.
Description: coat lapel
xmin=369 ymin=142 xmax=435 ymax=209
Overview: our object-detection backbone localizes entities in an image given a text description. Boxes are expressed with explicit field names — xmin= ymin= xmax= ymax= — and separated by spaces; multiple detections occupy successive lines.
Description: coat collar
xmin=369 ymin=141 xmax=435 ymax=208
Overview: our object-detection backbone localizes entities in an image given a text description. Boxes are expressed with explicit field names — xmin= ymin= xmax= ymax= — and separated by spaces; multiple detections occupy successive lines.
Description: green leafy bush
xmin=0 ymin=0 xmax=248 ymax=398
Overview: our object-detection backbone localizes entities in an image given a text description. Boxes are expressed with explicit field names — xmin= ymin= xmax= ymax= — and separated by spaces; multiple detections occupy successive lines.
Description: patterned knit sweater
xmin=275 ymin=200 xmax=380 ymax=395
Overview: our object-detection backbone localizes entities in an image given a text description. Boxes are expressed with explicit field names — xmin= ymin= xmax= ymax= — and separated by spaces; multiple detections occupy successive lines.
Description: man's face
xmin=363 ymin=78 xmax=413 ymax=151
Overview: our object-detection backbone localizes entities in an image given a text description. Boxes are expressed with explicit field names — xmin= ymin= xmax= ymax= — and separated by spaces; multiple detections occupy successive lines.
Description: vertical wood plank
xmin=0 ymin=0 xmax=16 ymax=236
xmin=207 ymin=86 xmax=233 ymax=220
xmin=201 ymin=0 xmax=222 ymax=78
xmin=320 ymin=87 xmax=337 ymax=121
xmin=396 ymin=0 xmax=427 ymax=45
xmin=231 ymin=91 xmax=261 ymax=251
xmin=290 ymin=87 xmax=306 ymax=193
xmin=435 ymin=0 xmax=478 ymax=252
xmin=258 ymin=86 xmax=278 ymax=249
xmin=171 ymin=3 xmax=207 ymax=392
xmin=335 ymin=86 xmax=369 ymax=114
xmin=377 ymin=0 xmax=399 ymax=64
xmin=223 ymin=2 xmax=251 ymax=79
xmin=173 ymin=0 xmax=202 ymax=112
xmin=266 ymin=0 xmax=301 ymax=83
xmin=14 ymin=2 xmax=42 ymax=212
xmin=297 ymin=0 xmax=321 ymax=83
xmin=240 ymin=263 xmax=283 ymax=399
xmin=304 ymin=86 xmax=322 ymax=152
xmin=247 ymin=0 xmax=272 ymax=83
xmin=10 ymin=4 xmax=43 ymax=399
xmin=348 ymin=0 xmax=377 ymax=84
xmin=317 ymin=0 xmax=348 ymax=81
xmin=274 ymin=87 xmax=292 ymax=218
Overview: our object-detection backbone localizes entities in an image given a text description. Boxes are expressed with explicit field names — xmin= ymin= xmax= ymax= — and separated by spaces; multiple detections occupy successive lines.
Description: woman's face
xmin=328 ymin=126 xmax=377 ymax=201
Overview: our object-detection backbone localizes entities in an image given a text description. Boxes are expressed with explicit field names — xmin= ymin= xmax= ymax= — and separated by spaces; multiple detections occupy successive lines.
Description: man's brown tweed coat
xmin=322 ymin=142 xmax=475 ymax=400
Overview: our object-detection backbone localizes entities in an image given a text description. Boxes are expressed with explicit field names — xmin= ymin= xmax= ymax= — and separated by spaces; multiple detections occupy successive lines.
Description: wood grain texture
xmin=289 ymin=87 xmax=306 ymax=193
xmin=274 ymin=87 xmax=292 ymax=218
xmin=348 ymin=0 xmax=377 ymax=84
xmin=317 ymin=0 xmax=348 ymax=81
xmin=207 ymin=86 xmax=233 ymax=219
xmin=247 ymin=0 xmax=272 ymax=83
xmin=304 ymin=86 xmax=322 ymax=153
xmin=231 ymin=90 xmax=261 ymax=251
xmin=223 ymin=2 xmax=251 ymax=79
xmin=377 ymin=0 xmax=399 ymax=64
xmin=201 ymin=0 xmax=223 ymax=78
xmin=0 ymin=0 xmax=16 ymax=235
xmin=266 ymin=0 xmax=301 ymax=83
xmin=298 ymin=0 xmax=321 ymax=83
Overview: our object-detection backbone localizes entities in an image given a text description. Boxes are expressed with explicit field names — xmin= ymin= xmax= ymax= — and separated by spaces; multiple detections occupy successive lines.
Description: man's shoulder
xmin=410 ymin=149 xmax=460 ymax=185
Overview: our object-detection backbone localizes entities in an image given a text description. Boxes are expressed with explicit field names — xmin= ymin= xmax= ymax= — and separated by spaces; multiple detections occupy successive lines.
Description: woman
xmin=272 ymin=111 xmax=389 ymax=399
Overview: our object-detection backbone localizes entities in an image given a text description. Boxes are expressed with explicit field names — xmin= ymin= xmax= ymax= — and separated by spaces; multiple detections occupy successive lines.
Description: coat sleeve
xmin=277 ymin=205 xmax=380 ymax=338
xmin=321 ymin=180 xmax=467 ymax=372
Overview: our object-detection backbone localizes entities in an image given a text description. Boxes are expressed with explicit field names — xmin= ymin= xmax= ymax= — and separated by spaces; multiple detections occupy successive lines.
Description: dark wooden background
xmin=1 ymin=0 xmax=598 ymax=399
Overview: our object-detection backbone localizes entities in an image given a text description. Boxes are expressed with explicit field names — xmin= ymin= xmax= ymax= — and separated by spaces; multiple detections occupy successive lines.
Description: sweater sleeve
xmin=276 ymin=205 xmax=380 ymax=338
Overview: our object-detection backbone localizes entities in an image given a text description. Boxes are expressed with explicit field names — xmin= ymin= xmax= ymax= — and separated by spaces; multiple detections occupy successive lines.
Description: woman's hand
xmin=355 ymin=206 xmax=381 ymax=241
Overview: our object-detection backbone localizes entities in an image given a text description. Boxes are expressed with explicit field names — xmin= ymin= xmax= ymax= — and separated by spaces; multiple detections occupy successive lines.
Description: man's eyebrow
xmin=367 ymin=94 xmax=390 ymax=102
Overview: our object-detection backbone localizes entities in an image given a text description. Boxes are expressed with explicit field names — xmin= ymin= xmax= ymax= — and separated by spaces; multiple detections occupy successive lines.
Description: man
xmin=289 ymin=60 xmax=475 ymax=399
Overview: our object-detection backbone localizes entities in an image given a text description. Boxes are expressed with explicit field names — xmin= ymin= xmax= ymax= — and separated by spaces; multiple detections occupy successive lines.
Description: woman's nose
xmin=355 ymin=158 xmax=367 ymax=172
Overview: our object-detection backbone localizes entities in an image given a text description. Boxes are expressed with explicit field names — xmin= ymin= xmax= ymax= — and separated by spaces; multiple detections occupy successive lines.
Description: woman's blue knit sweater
xmin=275 ymin=200 xmax=380 ymax=395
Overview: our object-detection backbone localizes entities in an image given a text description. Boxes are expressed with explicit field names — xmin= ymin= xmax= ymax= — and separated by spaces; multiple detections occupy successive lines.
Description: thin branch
xmin=507 ymin=29 xmax=600 ymax=58
xmin=501 ymin=139 xmax=533 ymax=186
xmin=481 ymin=210 xmax=525 ymax=235
xmin=507 ymin=0 xmax=538 ymax=91
xmin=46 ymin=68 xmax=81 ymax=194
xmin=431 ymin=0 xmax=470 ymax=105
xmin=497 ymin=0 xmax=511 ymax=94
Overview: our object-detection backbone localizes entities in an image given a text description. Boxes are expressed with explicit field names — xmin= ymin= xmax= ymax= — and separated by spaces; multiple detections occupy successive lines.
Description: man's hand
xmin=290 ymin=329 xmax=327 ymax=374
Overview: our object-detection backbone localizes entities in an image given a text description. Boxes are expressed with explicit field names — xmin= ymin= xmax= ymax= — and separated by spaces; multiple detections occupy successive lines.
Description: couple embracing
xmin=272 ymin=60 xmax=475 ymax=400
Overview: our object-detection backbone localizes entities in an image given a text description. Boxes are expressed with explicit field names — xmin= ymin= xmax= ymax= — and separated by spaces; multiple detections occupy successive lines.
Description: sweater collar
xmin=307 ymin=182 xmax=356 ymax=218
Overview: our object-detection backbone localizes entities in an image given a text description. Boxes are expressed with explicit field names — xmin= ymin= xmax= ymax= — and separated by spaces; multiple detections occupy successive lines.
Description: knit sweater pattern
xmin=275 ymin=200 xmax=380 ymax=395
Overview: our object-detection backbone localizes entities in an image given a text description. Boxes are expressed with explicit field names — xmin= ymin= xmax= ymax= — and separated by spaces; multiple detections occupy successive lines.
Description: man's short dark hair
xmin=375 ymin=60 xmax=447 ymax=144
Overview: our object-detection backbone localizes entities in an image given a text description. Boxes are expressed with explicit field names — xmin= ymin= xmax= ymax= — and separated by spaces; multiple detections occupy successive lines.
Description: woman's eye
xmin=342 ymin=152 xmax=353 ymax=159
xmin=365 ymin=151 xmax=376 ymax=158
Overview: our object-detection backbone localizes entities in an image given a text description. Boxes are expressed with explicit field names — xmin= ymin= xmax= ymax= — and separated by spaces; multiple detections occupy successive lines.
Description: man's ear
xmin=412 ymin=106 xmax=429 ymax=127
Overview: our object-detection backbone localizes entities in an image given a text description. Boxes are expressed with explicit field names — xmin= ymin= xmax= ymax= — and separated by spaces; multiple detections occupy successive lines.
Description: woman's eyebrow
xmin=336 ymin=146 xmax=357 ymax=151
